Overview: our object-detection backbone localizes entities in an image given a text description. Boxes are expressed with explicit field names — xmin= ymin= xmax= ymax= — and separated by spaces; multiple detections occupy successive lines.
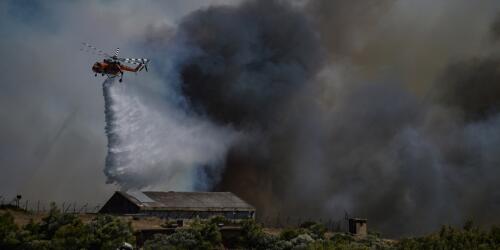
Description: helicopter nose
xmin=92 ymin=63 xmax=99 ymax=72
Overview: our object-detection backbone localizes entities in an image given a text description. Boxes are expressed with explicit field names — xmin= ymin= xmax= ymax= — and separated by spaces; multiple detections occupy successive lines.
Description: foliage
xmin=236 ymin=219 xmax=284 ymax=249
xmin=144 ymin=218 xmax=222 ymax=250
xmin=0 ymin=204 xmax=134 ymax=250
xmin=280 ymin=227 xmax=305 ymax=241
xmin=145 ymin=219 xmax=500 ymax=249
xmin=87 ymin=215 xmax=135 ymax=250
xmin=4 ymin=208 xmax=500 ymax=250
xmin=144 ymin=230 xmax=200 ymax=250
xmin=208 ymin=215 xmax=229 ymax=226
xmin=0 ymin=212 xmax=19 ymax=249
xmin=37 ymin=203 xmax=82 ymax=240
xmin=394 ymin=222 xmax=500 ymax=250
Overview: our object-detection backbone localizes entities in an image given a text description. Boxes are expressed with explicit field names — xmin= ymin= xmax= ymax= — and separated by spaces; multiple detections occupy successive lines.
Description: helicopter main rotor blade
xmin=118 ymin=58 xmax=150 ymax=64
xmin=81 ymin=42 xmax=111 ymax=58
xmin=127 ymin=61 xmax=143 ymax=65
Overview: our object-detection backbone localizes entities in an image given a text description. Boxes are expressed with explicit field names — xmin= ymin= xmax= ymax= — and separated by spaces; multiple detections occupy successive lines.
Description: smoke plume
xmin=4 ymin=0 xmax=500 ymax=237
xmin=176 ymin=0 xmax=324 ymax=127
xmin=133 ymin=0 xmax=500 ymax=236
xmin=436 ymin=57 xmax=500 ymax=121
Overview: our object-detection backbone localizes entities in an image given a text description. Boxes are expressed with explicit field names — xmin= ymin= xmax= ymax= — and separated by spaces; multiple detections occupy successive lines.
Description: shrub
xmin=87 ymin=215 xmax=135 ymax=250
xmin=394 ymin=222 xmax=500 ymax=250
xmin=145 ymin=219 xmax=222 ymax=250
xmin=0 ymin=205 xmax=134 ymax=250
xmin=208 ymin=215 xmax=230 ymax=226
xmin=308 ymin=223 xmax=327 ymax=240
xmin=280 ymin=228 xmax=303 ymax=241
xmin=51 ymin=221 xmax=91 ymax=250
xmin=0 ymin=212 xmax=19 ymax=249
xmin=144 ymin=230 xmax=200 ymax=250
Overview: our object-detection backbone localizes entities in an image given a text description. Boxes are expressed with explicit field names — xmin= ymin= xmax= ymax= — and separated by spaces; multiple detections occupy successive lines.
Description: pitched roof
xmin=118 ymin=191 xmax=255 ymax=211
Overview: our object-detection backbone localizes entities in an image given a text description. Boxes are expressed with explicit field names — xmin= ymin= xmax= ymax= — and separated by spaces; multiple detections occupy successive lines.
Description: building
xmin=99 ymin=191 xmax=255 ymax=220
xmin=348 ymin=218 xmax=367 ymax=236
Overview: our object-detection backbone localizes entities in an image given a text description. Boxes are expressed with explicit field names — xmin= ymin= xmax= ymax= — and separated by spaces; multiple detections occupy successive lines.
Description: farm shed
xmin=348 ymin=218 xmax=367 ymax=236
xmin=99 ymin=191 xmax=255 ymax=220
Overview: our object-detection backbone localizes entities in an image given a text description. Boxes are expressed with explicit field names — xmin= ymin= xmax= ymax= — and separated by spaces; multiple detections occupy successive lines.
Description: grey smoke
xmin=3 ymin=0 xmax=500 ymax=237
xmin=140 ymin=0 xmax=500 ymax=236
xmin=176 ymin=0 xmax=324 ymax=127
xmin=436 ymin=57 xmax=500 ymax=121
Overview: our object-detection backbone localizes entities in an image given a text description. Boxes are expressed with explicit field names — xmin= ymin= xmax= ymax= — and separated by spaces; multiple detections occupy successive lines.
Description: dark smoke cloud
xmin=146 ymin=0 xmax=500 ymax=236
xmin=491 ymin=13 xmax=500 ymax=42
xmin=4 ymin=0 xmax=500 ymax=237
xmin=437 ymin=57 xmax=500 ymax=121
xmin=305 ymin=0 xmax=395 ymax=59
xmin=177 ymin=0 xmax=324 ymax=127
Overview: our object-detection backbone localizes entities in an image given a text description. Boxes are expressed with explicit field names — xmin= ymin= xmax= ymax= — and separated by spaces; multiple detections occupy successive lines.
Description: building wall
xmin=99 ymin=192 xmax=140 ymax=214
xmin=144 ymin=210 xmax=255 ymax=220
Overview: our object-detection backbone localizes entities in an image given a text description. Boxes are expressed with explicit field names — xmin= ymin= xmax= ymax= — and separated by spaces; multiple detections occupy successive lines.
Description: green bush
xmin=306 ymin=222 xmax=327 ymax=240
xmin=208 ymin=215 xmax=230 ymax=226
xmin=394 ymin=222 xmax=500 ymax=250
xmin=0 ymin=212 xmax=19 ymax=249
xmin=144 ymin=230 xmax=201 ymax=250
xmin=5 ymin=209 xmax=500 ymax=250
xmin=145 ymin=219 xmax=222 ymax=250
xmin=0 ymin=205 xmax=134 ymax=250
xmin=51 ymin=221 xmax=91 ymax=250
xmin=37 ymin=203 xmax=81 ymax=240
xmin=87 ymin=215 xmax=135 ymax=250
xmin=280 ymin=228 xmax=304 ymax=241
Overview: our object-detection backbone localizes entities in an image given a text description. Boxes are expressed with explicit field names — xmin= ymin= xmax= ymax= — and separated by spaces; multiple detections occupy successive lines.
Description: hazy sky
xmin=0 ymin=0 xmax=239 ymax=207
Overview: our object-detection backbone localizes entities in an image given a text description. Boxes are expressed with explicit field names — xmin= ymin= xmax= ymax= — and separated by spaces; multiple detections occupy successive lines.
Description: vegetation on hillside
xmin=0 ymin=204 xmax=134 ymax=250
xmin=2 ymin=208 xmax=500 ymax=249
xmin=144 ymin=218 xmax=391 ymax=250
xmin=396 ymin=221 xmax=500 ymax=250
xmin=144 ymin=218 xmax=500 ymax=250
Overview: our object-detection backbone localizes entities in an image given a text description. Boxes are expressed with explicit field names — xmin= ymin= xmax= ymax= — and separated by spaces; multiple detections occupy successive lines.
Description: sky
xmin=0 ymin=0 xmax=239 ymax=207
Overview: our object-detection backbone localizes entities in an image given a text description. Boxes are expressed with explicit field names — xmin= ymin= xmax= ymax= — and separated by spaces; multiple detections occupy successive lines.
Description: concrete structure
xmin=348 ymin=218 xmax=367 ymax=236
xmin=99 ymin=191 xmax=255 ymax=220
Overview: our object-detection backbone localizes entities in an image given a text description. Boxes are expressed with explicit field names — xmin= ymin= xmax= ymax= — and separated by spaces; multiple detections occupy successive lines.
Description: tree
xmin=0 ymin=212 xmax=20 ymax=249
xmin=87 ymin=215 xmax=135 ymax=250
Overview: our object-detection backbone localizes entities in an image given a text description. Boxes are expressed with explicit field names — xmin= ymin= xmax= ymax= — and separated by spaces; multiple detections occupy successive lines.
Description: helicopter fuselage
xmin=92 ymin=59 xmax=141 ymax=77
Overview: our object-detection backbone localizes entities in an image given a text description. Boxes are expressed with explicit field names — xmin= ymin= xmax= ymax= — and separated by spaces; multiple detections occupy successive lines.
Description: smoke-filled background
xmin=3 ymin=0 xmax=500 ymax=236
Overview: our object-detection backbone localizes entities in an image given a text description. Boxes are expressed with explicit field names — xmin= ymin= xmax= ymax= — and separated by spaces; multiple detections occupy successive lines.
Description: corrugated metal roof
xmin=126 ymin=191 xmax=155 ymax=203
xmin=118 ymin=191 xmax=255 ymax=211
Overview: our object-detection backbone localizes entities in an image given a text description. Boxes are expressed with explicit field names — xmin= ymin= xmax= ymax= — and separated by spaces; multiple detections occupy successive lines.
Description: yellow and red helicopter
xmin=81 ymin=42 xmax=150 ymax=82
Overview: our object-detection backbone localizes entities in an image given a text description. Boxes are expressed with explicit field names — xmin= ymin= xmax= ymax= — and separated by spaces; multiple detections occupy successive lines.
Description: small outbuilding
xmin=99 ymin=191 xmax=255 ymax=220
xmin=348 ymin=218 xmax=367 ymax=236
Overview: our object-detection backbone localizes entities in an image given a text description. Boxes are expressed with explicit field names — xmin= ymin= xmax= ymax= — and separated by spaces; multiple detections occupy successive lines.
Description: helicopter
xmin=81 ymin=42 xmax=150 ymax=82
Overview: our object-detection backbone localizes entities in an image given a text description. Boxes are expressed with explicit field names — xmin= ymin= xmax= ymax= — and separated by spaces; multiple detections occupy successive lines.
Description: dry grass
xmin=0 ymin=208 xmax=166 ymax=231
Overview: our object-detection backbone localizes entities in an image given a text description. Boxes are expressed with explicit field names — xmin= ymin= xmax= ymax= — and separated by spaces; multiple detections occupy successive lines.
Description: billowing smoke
xmin=176 ymin=0 xmax=324 ymax=127
xmin=436 ymin=57 xmax=500 ymax=121
xmin=128 ymin=0 xmax=500 ymax=236
xmin=4 ymin=0 xmax=500 ymax=237
xmin=102 ymin=78 xmax=238 ymax=191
